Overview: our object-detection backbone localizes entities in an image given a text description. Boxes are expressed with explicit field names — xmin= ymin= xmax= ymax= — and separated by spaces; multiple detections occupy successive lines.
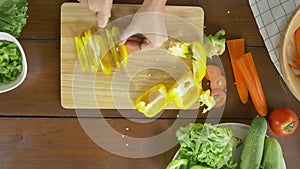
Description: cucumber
xmin=240 ymin=116 xmax=267 ymax=169
xmin=261 ymin=137 xmax=283 ymax=169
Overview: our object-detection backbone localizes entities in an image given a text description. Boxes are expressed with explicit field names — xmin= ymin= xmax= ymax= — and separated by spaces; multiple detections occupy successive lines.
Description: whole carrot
xmin=236 ymin=52 xmax=267 ymax=116
xmin=227 ymin=39 xmax=249 ymax=104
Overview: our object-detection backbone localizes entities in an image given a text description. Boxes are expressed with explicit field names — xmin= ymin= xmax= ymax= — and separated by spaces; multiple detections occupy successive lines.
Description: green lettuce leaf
xmin=175 ymin=123 xmax=237 ymax=169
xmin=0 ymin=0 xmax=28 ymax=37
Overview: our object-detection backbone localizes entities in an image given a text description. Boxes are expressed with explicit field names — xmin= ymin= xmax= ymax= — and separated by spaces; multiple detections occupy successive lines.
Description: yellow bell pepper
xmin=192 ymin=41 xmax=207 ymax=83
xmin=74 ymin=27 xmax=129 ymax=73
xmin=168 ymin=72 xmax=201 ymax=110
xmin=199 ymin=89 xmax=216 ymax=114
xmin=167 ymin=42 xmax=191 ymax=58
xmin=84 ymin=29 xmax=101 ymax=72
xmin=135 ymin=84 xmax=169 ymax=117
xmin=111 ymin=26 xmax=128 ymax=66
xmin=93 ymin=34 xmax=112 ymax=75
xmin=105 ymin=28 xmax=121 ymax=68
xmin=118 ymin=45 xmax=128 ymax=65
xmin=74 ymin=36 xmax=89 ymax=72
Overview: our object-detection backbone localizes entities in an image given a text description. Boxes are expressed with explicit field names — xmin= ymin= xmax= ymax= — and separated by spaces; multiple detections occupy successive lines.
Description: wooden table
xmin=0 ymin=0 xmax=299 ymax=168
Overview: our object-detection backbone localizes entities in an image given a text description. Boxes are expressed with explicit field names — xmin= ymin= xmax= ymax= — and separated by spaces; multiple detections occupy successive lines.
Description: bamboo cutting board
xmin=61 ymin=3 xmax=204 ymax=109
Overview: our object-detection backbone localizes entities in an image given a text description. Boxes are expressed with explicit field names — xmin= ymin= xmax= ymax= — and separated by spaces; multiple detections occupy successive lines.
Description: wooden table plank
xmin=0 ymin=118 xmax=298 ymax=169
xmin=0 ymin=40 xmax=74 ymax=117
xmin=0 ymin=118 xmax=174 ymax=169
xmin=200 ymin=0 xmax=265 ymax=47
xmin=21 ymin=0 xmax=265 ymax=48
xmin=0 ymin=40 xmax=299 ymax=118
xmin=0 ymin=0 xmax=299 ymax=168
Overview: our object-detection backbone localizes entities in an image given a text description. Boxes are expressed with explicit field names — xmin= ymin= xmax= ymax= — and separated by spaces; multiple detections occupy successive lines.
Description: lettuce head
xmin=0 ymin=0 xmax=28 ymax=37
xmin=175 ymin=123 xmax=238 ymax=169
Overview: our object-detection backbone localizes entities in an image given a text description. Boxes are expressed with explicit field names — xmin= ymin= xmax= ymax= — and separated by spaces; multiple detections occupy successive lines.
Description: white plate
xmin=173 ymin=123 xmax=286 ymax=169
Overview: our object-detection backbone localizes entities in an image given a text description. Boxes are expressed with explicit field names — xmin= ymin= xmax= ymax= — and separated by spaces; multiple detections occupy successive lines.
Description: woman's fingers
xmin=96 ymin=11 xmax=111 ymax=28
xmin=79 ymin=0 xmax=113 ymax=28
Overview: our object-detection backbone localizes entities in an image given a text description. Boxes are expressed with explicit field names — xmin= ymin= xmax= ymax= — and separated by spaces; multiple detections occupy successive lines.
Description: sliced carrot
xmin=211 ymin=88 xmax=226 ymax=108
xmin=206 ymin=65 xmax=221 ymax=81
xmin=226 ymin=39 xmax=249 ymax=104
xmin=236 ymin=52 xmax=267 ymax=117
xmin=292 ymin=58 xmax=300 ymax=68
xmin=289 ymin=63 xmax=300 ymax=70
xmin=210 ymin=75 xmax=226 ymax=90
xmin=205 ymin=65 xmax=226 ymax=90
xmin=294 ymin=27 xmax=300 ymax=59
xmin=205 ymin=70 xmax=210 ymax=80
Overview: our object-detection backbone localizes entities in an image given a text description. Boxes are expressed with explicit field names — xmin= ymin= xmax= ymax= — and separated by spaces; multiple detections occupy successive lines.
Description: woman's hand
xmin=120 ymin=0 xmax=168 ymax=49
xmin=79 ymin=0 xmax=113 ymax=28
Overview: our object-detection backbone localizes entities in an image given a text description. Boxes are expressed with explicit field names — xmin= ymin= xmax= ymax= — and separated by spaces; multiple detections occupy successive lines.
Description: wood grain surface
xmin=0 ymin=118 xmax=299 ymax=169
xmin=0 ymin=0 xmax=299 ymax=168
xmin=60 ymin=3 xmax=204 ymax=109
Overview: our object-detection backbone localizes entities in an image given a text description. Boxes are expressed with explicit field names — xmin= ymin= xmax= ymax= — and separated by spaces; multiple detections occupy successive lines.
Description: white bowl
xmin=172 ymin=123 xmax=286 ymax=169
xmin=0 ymin=32 xmax=27 ymax=93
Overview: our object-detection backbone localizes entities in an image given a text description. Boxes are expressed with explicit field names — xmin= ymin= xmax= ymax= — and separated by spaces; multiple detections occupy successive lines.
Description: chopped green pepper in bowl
xmin=0 ymin=32 xmax=27 ymax=93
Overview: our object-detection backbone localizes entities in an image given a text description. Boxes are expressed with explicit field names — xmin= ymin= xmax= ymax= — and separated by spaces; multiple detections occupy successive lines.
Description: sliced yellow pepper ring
xmin=111 ymin=26 xmax=128 ymax=66
xmin=192 ymin=59 xmax=206 ymax=84
xmin=135 ymin=84 xmax=169 ymax=117
xmin=168 ymin=72 xmax=201 ymax=110
xmin=199 ymin=89 xmax=216 ymax=114
xmin=118 ymin=45 xmax=128 ymax=66
xmin=80 ymin=30 xmax=98 ymax=72
xmin=84 ymin=30 xmax=101 ymax=72
xmin=110 ymin=26 xmax=120 ymax=42
xmin=192 ymin=41 xmax=207 ymax=83
xmin=74 ymin=36 xmax=89 ymax=72
xmin=105 ymin=28 xmax=121 ymax=68
xmin=167 ymin=42 xmax=191 ymax=58
xmin=93 ymin=34 xmax=112 ymax=75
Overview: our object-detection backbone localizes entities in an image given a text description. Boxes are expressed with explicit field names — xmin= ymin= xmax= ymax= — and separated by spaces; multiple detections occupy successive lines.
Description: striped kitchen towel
xmin=249 ymin=0 xmax=300 ymax=77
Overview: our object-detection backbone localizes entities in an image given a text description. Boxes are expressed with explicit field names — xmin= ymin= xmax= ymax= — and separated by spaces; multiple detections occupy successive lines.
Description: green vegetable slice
xmin=169 ymin=123 xmax=238 ymax=169
xmin=0 ymin=40 xmax=23 ymax=84
xmin=0 ymin=0 xmax=28 ymax=37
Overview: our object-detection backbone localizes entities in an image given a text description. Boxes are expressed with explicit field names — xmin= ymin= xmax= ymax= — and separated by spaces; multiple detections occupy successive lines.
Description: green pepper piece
xmin=190 ymin=165 xmax=213 ymax=169
xmin=204 ymin=29 xmax=226 ymax=58
xmin=10 ymin=76 xmax=16 ymax=81
xmin=0 ymin=40 xmax=23 ymax=83
xmin=0 ymin=62 xmax=7 ymax=67
xmin=0 ymin=67 xmax=9 ymax=74
xmin=12 ymin=69 xmax=19 ymax=77
xmin=4 ymin=71 xmax=12 ymax=78
xmin=10 ymin=54 xmax=19 ymax=61
xmin=2 ymin=76 xmax=9 ymax=83
xmin=2 ymin=53 xmax=9 ymax=61
xmin=16 ymin=65 xmax=22 ymax=72
xmin=166 ymin=159 xmax=188 ymax=169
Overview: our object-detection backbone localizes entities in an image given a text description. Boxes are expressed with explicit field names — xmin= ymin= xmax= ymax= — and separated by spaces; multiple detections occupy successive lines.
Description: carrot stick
xmin=294 ymin=27 xmax=300 ymax=59
xmin=226 ymin=39 xmax=249 ymax=104
xmin=236 ymin=52 xmax=267 ymax=117
xmin=289 ymin=63 xmax=300 ymax=70
xmin=292 ymin=58 xmax=300 ymax=66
